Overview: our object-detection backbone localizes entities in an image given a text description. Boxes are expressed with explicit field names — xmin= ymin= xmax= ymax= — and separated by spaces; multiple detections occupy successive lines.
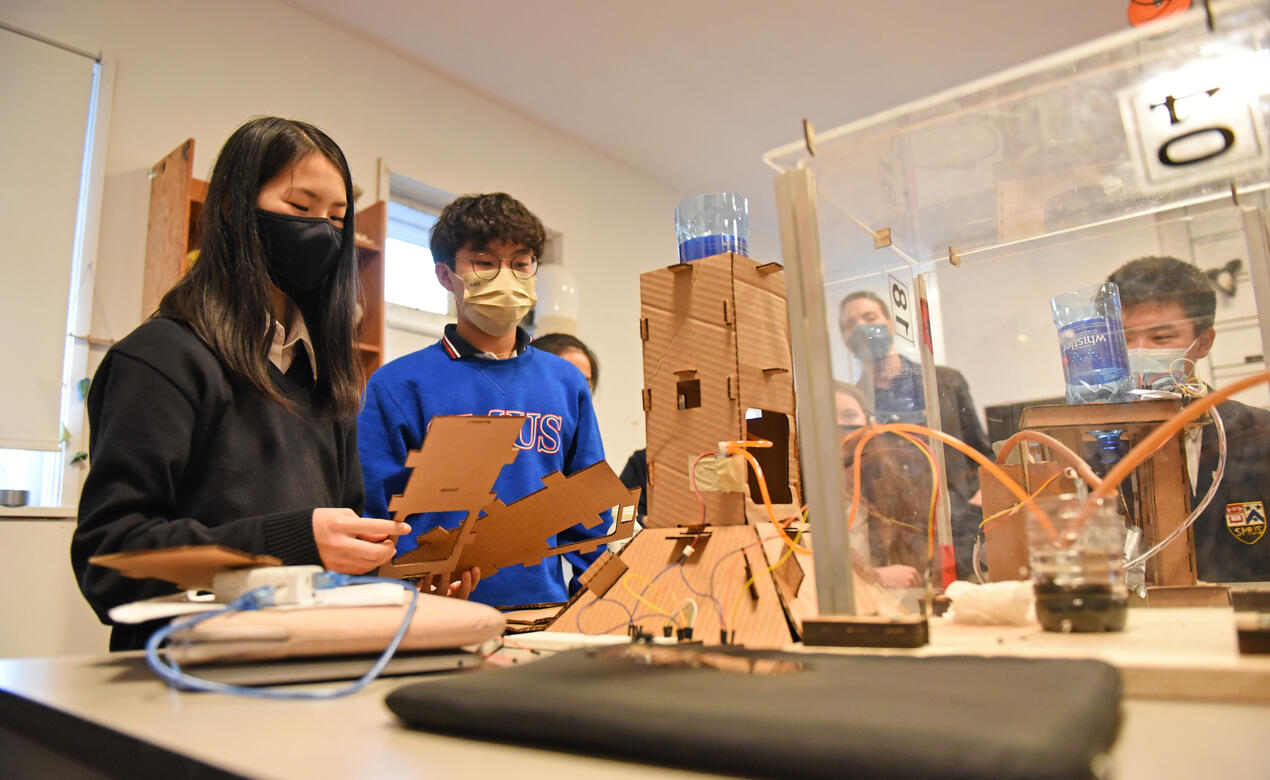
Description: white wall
xmin=0 ymin=517 xmax=110 ymax=656
xmin=1 ymin=0 xmax=695 ymax=654
xmin=5 ymin=0 xmax=683 ymax=468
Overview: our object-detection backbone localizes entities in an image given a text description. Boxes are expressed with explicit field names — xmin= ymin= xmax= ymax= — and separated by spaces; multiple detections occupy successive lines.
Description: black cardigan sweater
xmin=71 ymin=318 xmax=364 ymax=650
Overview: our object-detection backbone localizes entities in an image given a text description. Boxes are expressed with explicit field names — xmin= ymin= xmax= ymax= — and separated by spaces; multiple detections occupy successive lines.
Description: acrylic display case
xmin=768 ymin=0 xmax=1270 ymax=613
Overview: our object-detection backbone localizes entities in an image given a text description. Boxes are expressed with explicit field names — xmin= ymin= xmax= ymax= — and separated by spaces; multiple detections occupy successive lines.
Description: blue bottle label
xmin=1059 ymin=317 xmax=1130 ymax=383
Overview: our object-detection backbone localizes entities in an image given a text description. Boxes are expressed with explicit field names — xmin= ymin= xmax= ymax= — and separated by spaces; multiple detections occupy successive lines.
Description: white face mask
xmin=448 ymin=267 xmax=537 ymax=337
xmin=1127 ymin=346 xmax=1194 ymax=390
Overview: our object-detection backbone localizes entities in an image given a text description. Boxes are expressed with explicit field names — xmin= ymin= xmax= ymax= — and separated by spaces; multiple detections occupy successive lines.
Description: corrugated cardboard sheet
xmin=546 ymin=528 xmax=792 ymax=650
xmin=380 ymin=415 xmax=525 ymax=578
xmin=549 ymin=525 xmax=795 ymax=648
xmin=88 ymin=546 xmax=281 ymax=591
xmin=388 ymin=415 xmax=523 ymax=516
xmin=393 ymin=462 xmax=639 ymax=580
xmin=640 ymin=254 xmax=800 ymax=528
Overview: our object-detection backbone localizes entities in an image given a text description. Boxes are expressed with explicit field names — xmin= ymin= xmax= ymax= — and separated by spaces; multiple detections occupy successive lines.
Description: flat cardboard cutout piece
xmin=391 ymin=462 xmax=639 ymax=580
xmin=88 ymin=546 xmax=281 ymax=591
xmin=378 ymin=415 xmax=524 ymax=579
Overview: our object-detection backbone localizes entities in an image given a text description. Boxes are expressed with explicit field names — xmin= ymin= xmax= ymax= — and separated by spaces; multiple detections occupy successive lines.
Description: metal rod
xmin=0 ymin=21 xmax=99 ymax=62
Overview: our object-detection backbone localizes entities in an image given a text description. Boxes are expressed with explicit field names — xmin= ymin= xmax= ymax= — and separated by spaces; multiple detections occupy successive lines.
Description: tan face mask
xmin=448 ymin=267 xmax=538 ymax=337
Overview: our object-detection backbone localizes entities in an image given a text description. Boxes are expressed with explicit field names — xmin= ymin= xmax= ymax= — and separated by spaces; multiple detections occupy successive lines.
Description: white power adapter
xmin=212 ymin=565 xmax=324 ymax=606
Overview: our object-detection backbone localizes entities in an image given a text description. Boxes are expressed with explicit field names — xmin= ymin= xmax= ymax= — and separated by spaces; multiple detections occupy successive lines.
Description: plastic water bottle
xmin=1050 ymin=282 xmax=1134 ymax=404
xmin=674 ymin=193 xmax=749 ymax=263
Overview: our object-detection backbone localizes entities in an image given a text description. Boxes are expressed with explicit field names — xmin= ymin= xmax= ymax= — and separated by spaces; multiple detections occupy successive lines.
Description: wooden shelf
xmin=142 ymin=139 xmax=388 ymax=383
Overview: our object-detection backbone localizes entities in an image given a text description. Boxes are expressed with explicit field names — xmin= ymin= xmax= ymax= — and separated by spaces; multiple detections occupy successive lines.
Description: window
xmin=0 ymin=25 xmax=108 ymax=509
xmin=385 ymin=202 xmax=449 ymax=315
xmin=676 ymin=378 xmax=702 ymax=409
xmin=380 ymin=171 xmax=569 ymax=361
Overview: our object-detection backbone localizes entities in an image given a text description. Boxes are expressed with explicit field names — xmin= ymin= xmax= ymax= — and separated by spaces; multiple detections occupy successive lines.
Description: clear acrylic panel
xmin=772 ymin=0 xmax=1270 ymax=597
xmin=767 ymin=0 xmax=1270 ymax=270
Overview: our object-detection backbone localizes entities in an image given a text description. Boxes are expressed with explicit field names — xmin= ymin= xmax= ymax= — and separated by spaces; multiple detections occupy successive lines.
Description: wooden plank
xmin=141 ymin=139 xmax=194 ymax=317
xmin=355 ymin=200 xmax=387 ymax=381
xmin=1020 ymin=399 xmax=1185 ymax=428
xmin=1143 ymin=438 xmax=1198 ymax=586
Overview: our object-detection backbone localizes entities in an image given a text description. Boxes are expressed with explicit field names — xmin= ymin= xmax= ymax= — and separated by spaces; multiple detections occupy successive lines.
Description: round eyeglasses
xmin=464 ymin=250 xmax=539 ymax=281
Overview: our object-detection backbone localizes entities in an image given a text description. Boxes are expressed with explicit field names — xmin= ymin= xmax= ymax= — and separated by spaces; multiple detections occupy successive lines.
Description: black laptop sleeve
xmin=385 ymin=647 xmax=1121 ymax=780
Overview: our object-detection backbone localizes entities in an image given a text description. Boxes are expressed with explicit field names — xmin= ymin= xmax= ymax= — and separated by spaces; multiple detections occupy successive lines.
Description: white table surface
xmin=2 ymin=607 xmax=1269 ymax=779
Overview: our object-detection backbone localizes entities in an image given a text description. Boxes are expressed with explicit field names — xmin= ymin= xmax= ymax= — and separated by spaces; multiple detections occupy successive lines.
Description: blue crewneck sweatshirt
xmin=358 ymin=329 xmax=610 ymax=608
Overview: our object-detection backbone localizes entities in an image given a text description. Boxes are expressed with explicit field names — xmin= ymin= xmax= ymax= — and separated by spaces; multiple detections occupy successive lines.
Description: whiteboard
xmin=0 ymin=28 xmax=95 ymax=450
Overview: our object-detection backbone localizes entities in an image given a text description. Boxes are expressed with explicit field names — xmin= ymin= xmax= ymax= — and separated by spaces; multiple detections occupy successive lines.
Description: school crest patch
xmin=1225 ymin=501 xmax=1266 ymax=545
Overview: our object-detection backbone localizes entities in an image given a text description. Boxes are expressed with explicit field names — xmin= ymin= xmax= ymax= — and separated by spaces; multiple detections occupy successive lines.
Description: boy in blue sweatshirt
xmin=358 ymin=193 xmax=610 ymax=608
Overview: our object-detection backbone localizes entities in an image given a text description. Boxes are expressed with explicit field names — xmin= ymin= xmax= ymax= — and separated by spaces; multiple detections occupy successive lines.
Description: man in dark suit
xmin=1110 ymin=256 xmax=1270 ymax=582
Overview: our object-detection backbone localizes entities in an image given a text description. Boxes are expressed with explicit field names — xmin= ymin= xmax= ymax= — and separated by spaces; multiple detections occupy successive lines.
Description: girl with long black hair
xmin=72 ymin=117 xmax=410 ymax=650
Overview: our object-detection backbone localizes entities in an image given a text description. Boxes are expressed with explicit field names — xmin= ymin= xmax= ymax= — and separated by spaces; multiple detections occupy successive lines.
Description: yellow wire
xmin=726 ymin=526 xmax=806 ymax=631
xmin=626 ymin=568 xmax=676 ymax=610
xmin=624 ymin=569 xmax=679 ymax=627
xmin=725 ymin=440 xmax=812 ymax=555
xmin=883 ymin=430 xmax=941 ymax=560
xmin=862 ymin=505 xmax=925 ymax=534
xmin=848 ymin=423 xmax=1058 ymax=541
xmin=979 ymin=470 xmax=1064 ymax=530
xmin=620 ymin=577 xmax=675 ymax=626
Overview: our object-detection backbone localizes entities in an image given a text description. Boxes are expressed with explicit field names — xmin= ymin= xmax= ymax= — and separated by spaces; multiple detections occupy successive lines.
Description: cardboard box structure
xmin=548 ymin=254 xmax=877 ymax=647
xmin=639 ymin=254 xmax=802 ymax=527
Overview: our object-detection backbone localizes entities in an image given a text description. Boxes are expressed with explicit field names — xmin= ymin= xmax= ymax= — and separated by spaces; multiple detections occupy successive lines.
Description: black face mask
xmin=256 ymin=209 xmax=343 ymax=299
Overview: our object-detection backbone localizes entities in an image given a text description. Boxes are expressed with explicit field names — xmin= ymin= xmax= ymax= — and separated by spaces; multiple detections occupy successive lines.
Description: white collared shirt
xmin=267 ymin=307 xmax=317 ymax=381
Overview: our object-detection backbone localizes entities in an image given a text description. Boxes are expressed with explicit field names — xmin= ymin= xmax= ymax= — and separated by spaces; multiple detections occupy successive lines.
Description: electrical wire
xmin=575 ymin=594 xmax=636 ymax=635
xmin=858 ymin=499 xmax=926 ymax=534
xmin=620 ymin=577 xmax=679 ymax=627
xmin=145 ymin=574 xmax=419 ymax=699
xmin=589 ymin=612 xmax=676 ymax=637
xmin=724 ymin=439 xmax=811 ymax=555
xmin=1120 ymin=405 xmax=1226 ymax=570
xmin=992 ymin=431 xmax=1103 ymax=490
xmin=676 ymin=565 xmax=726 ymax=632
xmin=883 ymin=430 xmax=942 ymax=559
xmin=1089 ymin=368 xmax=1270 ymax=520
xmin=673 ymin=598 xmax=699 ymax=628
xmin=627 ymin=567 xmax=678 ymax=617
xmin=726 ymin=526 xmax=806 ymax=630
xmin=847 ymin=423 xmax=1058 ymax=540
xmin=979 ymin=470 xmax=1069 ymax=531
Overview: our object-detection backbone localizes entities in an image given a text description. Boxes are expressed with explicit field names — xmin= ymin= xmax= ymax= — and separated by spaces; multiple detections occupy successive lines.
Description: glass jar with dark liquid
xmin=1027 ymin=494 xmax=1128 ymax=633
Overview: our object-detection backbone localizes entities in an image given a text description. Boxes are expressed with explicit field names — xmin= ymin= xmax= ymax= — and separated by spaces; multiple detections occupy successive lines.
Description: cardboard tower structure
xmin=549 ymin=253 xmax=817 ymax=646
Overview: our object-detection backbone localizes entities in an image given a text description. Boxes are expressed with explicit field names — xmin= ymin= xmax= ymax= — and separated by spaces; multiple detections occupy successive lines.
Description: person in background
xmin=532 ymin=332 xmax=598 ymax=394
xmin=72 ymin=117 xmax=412 ymax=651
xmin=1109 ymin=255 xmax=1270 ymax=582
xmin=836 ymin=381 xmax=923 ymax=589
xmin=359 ymin=193 xmax=611 ymax=607
xmin=532 ymin=332 xmax=647 ymax=530
xmin=618 ymin=449 xmax=648 ymax=525
xmin=838 ymin=290 xmax=992 ymax=580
